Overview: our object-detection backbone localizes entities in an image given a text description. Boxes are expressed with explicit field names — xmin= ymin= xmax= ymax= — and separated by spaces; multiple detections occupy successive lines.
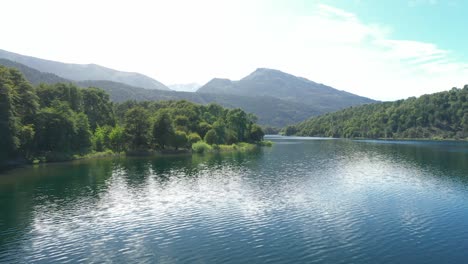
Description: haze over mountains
xmin=169 ymin=83 xmax=201 ymax=92
xmin=0 ymin=49 xmax=376 ymax=127
xmin=0 ymin=49 xmax=169 ymax=90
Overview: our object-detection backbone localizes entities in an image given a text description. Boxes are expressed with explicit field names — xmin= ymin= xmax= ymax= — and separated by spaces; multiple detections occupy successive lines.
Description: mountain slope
xmin=197 ymin=68 xmax=375 ymax=111
xmin=79 ymin=80 xmax=322 ymax=126
xmin=0 ymin=58 xmax=70 ymax=85
xmin=287 ymin=87 xmax=468 ymax=139
xmin=0 ymin=59 xmax=317 ymax=127
xmin=0 ymin=49 xmax=170 ymax=90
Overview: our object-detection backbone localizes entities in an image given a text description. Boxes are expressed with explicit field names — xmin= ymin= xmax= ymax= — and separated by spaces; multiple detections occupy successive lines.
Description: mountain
xmin=286 ymin=86 xmax=468 ymax=140
xmin=169 ymin=83 xmax=201 ymax=92
xmin=0 ymin=58 xmax=317 ymax=127
xmin=0 ymin=53 xmax=376 ymax=127
xmin=0 ymin=58 xmax=70 ymax=85
xmin=79 ymin=81 xmax=322 ymax=127
xmin=197 ymin=68 xmax=375 ymax=111
xmin=0 ymin=49 xmax=170 ymax=90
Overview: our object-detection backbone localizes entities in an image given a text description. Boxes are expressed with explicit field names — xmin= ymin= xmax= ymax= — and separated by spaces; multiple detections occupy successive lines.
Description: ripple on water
xmin=1 ymin=138 xmax=468 ymax=263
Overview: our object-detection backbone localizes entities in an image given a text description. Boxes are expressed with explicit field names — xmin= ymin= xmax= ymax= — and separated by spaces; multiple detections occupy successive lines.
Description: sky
xmin=1 ymin=0 xmax=467 ymax=101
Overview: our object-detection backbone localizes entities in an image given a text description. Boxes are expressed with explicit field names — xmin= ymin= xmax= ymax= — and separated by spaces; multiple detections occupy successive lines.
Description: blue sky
xmin=324 ymin=0 xmax=467 ymax=59
xmin=1 ymin=0 xmax=467 ymax=100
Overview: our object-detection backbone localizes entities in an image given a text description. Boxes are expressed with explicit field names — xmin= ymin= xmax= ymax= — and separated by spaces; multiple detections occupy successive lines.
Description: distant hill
xmin=0 ymin=59 xmax=318 ymax=127
xmin=0 ymin=58 xmax=70 ymax=85
xmin=169 ymin=83 xmax=201 ymax=92
xmin=0 ymin=49 xmax=170 ymax=90
xmin=197 ymin=68 xmax=375 ymax=110
xmin=0 ymin=52 xmax=378 ymax=127
xmin=287 ymin=87 xmax=468 ymax=140
xmin=78 ymin=81 xmax=322 ymax=127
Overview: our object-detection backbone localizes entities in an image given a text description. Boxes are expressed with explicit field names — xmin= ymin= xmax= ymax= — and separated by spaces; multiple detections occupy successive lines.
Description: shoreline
xmin=282 ymin=135 xmax=467 ymax=142
xmin=1 ymin=142 xmax=273 ymax=171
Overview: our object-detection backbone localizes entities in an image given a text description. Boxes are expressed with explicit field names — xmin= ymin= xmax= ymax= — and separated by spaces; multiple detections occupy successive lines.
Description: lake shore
xmin=1 ymin=141 xmax=273 ymax=169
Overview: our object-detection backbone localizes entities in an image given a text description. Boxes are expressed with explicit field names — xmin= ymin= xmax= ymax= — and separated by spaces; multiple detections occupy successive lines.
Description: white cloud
xmin=0 ymin=0 xmax=466 ymax=100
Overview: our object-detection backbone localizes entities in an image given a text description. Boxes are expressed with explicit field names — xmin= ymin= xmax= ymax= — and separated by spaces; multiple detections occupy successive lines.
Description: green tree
xmin=109 ymin=125 xmax=125 ymax=152
xmin=82 ymin=88 xmax=115 ymax=130
xmin=124 ymin=107 xmax=151 ymax=150
xmin=212 ymin=120 xmax=226 ymax=144
xmin=34 ymin=103 xmax=77 ymax=153
xmin=188 ymin=132 xmax=202 ymax=145
xmin=152 ymin=111 xmax=174 ymax=149
xmin=204 ymin=129 xmax=218 ymax=145
xmin=249 ymin=124 xmax=265 ymax=142
xmin=0 ymin=68 xmax=19 ymax=161
xmin=171 ymin=130 xmax=188 ymax=150
xmin=92 ymin=126 xmax=112 ymax=152
xmin=226 ymin=108 xmax=248 ymax=141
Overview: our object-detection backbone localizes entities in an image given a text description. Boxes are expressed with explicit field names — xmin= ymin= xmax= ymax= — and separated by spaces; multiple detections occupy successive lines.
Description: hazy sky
xmin=2 ymin=0 xmax=467 ymax=100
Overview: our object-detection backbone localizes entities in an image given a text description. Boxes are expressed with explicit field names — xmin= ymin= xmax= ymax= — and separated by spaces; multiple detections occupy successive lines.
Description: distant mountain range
xmin=169 ymin=83 xmax=201 ymax=92
xmin=198 ymin=68 xmax=374 ymax=109
xmin=0 ymin=49 xmax=376 ymax=127
xmin=0 ymin=49 xmax=169 ymax=90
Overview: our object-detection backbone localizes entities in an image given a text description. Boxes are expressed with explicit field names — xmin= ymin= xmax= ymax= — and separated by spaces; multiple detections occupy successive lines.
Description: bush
xmin=257 ymin=140 xmax=273 ymax=147
xmin=192 ymin=141 xmax=212 ymax=154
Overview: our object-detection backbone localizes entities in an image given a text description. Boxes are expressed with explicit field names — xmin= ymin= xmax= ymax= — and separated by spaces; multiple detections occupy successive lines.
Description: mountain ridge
xmin=0 ymin=51 xmax=377 ymax=127
xmin=197 ymin=68 xmax=376 ymax=108
xmin=0 ymin=49 xmax=170 ymax=91
xmin=0 ymin=58 xmax=320 ymax=127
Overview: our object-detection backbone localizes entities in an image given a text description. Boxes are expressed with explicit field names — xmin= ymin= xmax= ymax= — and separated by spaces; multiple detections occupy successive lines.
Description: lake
xmin=1 ymin=136 xmax=468 ymax=263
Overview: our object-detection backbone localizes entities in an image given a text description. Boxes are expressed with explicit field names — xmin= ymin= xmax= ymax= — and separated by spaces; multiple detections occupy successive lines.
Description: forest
xmin=0 ymin=65 xmax=265 ymax=165
xmin=286 ymin=86 xmax=468 ymax=140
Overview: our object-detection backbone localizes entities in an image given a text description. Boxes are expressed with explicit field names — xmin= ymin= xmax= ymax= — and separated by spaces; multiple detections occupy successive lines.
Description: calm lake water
xmin=1 ymin=136 xmax=468 ymax=263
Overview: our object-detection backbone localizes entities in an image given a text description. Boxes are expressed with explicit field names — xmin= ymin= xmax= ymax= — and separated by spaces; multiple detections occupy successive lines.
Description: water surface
xmin=1 ymin=136 xmax=468 ymax=263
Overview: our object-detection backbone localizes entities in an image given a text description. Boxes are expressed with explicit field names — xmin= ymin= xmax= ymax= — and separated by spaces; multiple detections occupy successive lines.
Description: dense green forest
xmin=0 ymin=65 xmax=265 ymax=165
xmin=285 ymin=86 xmax=468 ymax=140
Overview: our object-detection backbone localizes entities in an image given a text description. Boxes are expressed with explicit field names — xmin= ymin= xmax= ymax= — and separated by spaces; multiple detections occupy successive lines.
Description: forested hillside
xmin=0 ymin=59 xmax=320 ymax=127
xmin=0 ymin=65 xmax=265 ymax=165
xmin=287 ymin=87 xmax=468 ymax=140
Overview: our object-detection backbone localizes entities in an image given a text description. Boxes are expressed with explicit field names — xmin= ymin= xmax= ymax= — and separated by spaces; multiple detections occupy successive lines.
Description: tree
xmin=212 ymin=120 xmax=226 ymax=144
xmin=171 ymin=130 xmax=188 ymax=150
xmin=109 ymin=125 xmax=125 ymax=152
xmin=249 ymin=124 xmax=264 ymax=142
xmin=204 ymin=129 xmax=218 ymax=145
xmin=152 ymin=111 xmax=174 ymax=149
xmin=36 ymin=83 xmax=83 ymax=112
xmin=92 ymin=126 xmax=112 ymax=152
xmin=81 ymin=88 xmax=115 ymax=130
xmin=283 ymin=126 xmax=298 ymax=136
xmin=124 ymin=107 xmax=151 ymax=150
xmin=226 ymin=108 xmax=248 ymax=141
xmin=197 ymin=121 xmax=211 ymax=138
xmin=15 ymin=79 xmax=39 ymax=125
xmin=0 ymin=68 xmax=19 ymax=161
xmin=188 ymin=132 xmax=202 ymax=145
xmin=34 ymin=104 xmax=77 ymax=153
xmin=73 ymin=112 xmax=92 ymax=153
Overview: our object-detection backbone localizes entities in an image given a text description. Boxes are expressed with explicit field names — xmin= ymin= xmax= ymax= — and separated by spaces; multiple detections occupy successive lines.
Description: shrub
xmin=192 ymin=141 xmax=212 ymax=154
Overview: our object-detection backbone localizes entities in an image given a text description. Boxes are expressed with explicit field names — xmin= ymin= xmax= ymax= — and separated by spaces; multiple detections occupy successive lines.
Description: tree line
xmin=0 ymin=65 xmax=265 ymax=164
xmin=285 ymin=86 xmax=468 ymax=140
